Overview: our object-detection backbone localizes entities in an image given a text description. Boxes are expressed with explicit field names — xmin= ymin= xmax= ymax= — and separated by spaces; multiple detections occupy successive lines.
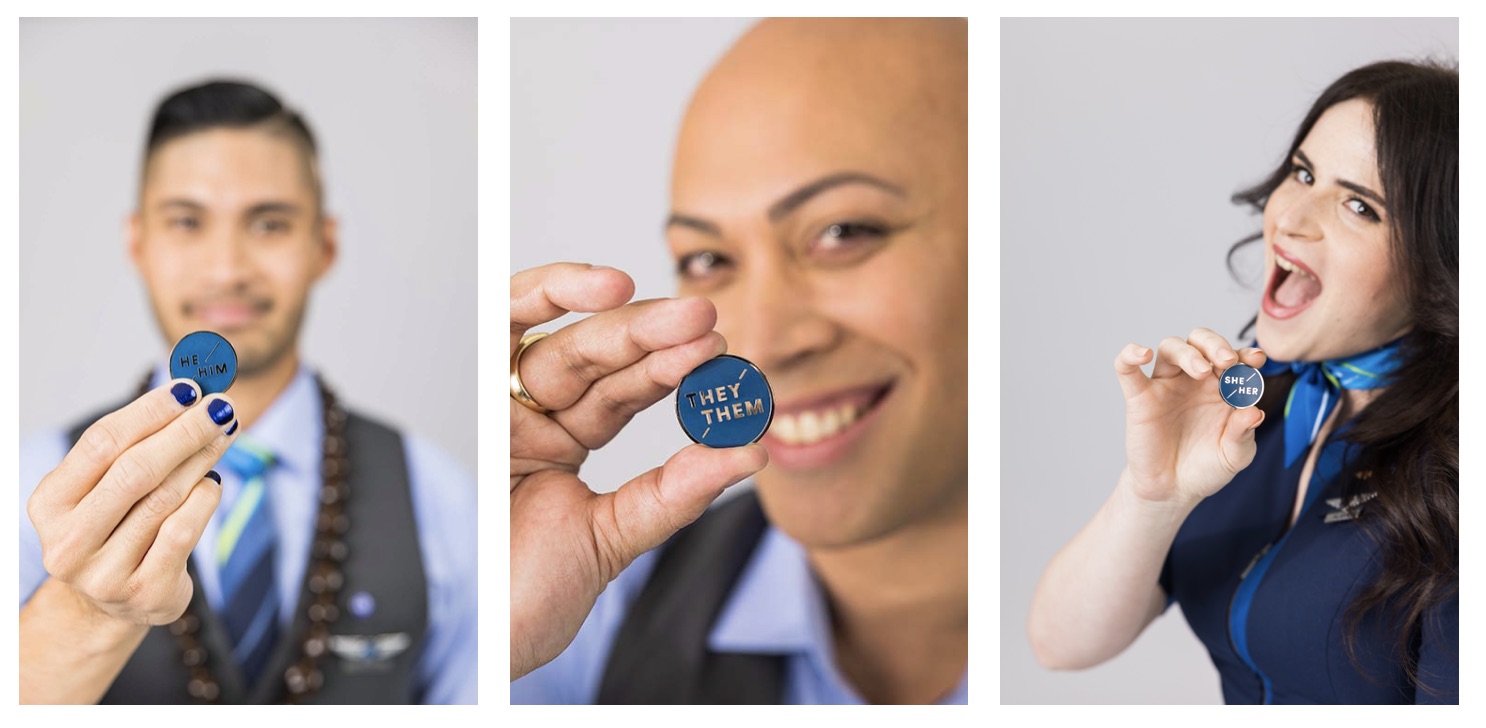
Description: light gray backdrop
xmin=20 ymin=18 xmax=477 ymax=471
xmin=1000 ymin=18 xmax=1458 ymax=704
xmin=512 ymin=17 xmax=755 ymax=494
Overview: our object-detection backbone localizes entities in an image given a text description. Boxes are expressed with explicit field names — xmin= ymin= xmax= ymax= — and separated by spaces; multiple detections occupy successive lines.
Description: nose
xmin=1271 ymin=187 xmax=1325 ymax=244
xmin=199 ymin=225 xmax=256 ymax=290
xmin=722 ymin=248 xmax=840 ymax=374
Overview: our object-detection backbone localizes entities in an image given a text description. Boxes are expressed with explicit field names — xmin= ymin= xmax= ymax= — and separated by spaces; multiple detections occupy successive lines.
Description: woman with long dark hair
xmin=1027 ymin=60 xmax=1458 ymax=704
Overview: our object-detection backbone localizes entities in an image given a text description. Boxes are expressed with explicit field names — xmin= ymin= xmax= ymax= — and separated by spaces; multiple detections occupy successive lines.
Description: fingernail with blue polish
xmin=207 ymin=399 xmax=235 ymax=426
xmin=225 ymin=421 xmax=239 ymax=436
xmin=171 ymin=382 xmax=198 ymax=407
xmin=205 ymin=470 xmax=221 ymax=485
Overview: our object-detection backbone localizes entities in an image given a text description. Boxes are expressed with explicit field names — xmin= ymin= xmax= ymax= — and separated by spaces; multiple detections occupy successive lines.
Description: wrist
xmin=1116 ymin=468 xmax=1202 ymax=523
xmin=51 ymin=579 xmax=149 ymax=656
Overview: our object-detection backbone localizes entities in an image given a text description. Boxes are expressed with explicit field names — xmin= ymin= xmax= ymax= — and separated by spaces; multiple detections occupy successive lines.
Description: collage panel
xmin=510 ymin=17 xmax=970 ymax=704
xmin=18 ymin=17 xmax=477 ymax=704
xmin=1002 ymin=17 xmax=1459 ymax=705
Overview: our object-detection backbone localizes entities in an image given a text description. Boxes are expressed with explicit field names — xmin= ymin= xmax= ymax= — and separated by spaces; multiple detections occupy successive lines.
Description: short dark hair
xmin=143 ymin=79 xmax=322 ymax=203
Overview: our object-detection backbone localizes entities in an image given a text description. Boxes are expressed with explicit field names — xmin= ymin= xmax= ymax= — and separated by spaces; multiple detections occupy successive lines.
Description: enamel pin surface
xmin=169 ymin=330 xmax=238 ymax=395
xmin=676 ymin=355 xmax=773 ymax=448
xmin=1219 ymin=363 xmax=1263 ymax=409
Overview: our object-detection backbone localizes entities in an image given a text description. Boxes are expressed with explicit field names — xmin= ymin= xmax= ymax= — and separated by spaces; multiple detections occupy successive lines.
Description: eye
xmin=810 ymin=221 xmax=889 ymax=255
xmin=676 ymin=250 xmax=732 ymax=282
xmin=167 ymin=216 xmax=201 ymax=231
xmin=1291 ymin=164 xmax=1314 ymax=186
xmin=250 ymin=218 xmax=291 ymax=235
xmin=1345 ymin=198 xmax=1380 ymax=222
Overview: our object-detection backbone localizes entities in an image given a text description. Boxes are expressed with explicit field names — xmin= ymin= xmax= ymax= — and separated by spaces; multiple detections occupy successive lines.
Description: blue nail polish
xmin=171 ymin=382 xmax=198 ymax=407
xmin=207 ymin=399 xmax=235 ymax=425
xmin=676 ymin=355 xmax=774 ymax=448
xmin=225 ymin=421 xmax=240 ymax=436
xmin=205 ymin=470 xmax=222 ymax=484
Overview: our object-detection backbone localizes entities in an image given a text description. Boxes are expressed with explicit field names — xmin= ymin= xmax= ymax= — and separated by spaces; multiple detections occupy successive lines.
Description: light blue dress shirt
xmin=19 ymin=365 xmax=477 ymax=705
xmin=511 ymin=500 xmax=968 ymax=705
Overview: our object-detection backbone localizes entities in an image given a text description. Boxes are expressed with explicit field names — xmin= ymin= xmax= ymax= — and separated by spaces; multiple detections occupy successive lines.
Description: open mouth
xmin=1262 ymin=246 xmax=1323 ymax=320
xmin=762 ymin=380 xmax=895 ymax=469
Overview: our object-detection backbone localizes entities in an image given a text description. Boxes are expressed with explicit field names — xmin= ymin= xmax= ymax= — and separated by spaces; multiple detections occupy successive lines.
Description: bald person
xmin=510 ymin=18 xmax=968 ymax=704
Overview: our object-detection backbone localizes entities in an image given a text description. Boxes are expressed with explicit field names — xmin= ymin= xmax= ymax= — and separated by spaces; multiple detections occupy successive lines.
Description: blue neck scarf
xmin=1257 ymin=337 xmax=1405 ymax=468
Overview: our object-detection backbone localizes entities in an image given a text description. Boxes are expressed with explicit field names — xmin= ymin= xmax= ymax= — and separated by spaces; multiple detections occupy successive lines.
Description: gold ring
xmin=510 ymin=332 xmax=551 ymax=414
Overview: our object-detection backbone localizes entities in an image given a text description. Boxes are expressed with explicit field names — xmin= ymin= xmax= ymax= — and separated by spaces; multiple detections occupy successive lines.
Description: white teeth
xmin=772 ymin=414 xmax=797 ymax=442
xmin=798 ymin=411 xmax=820 ymax=442
xmin=838 ymin=403 xmax=858 ymax=428
xmin=819 ymin=408 xmax=840 ymax=436
xmin=1276 ymin=256 xmax=1314 ymax=279
xmin=772 ymin=401 xmax=862 ymax=446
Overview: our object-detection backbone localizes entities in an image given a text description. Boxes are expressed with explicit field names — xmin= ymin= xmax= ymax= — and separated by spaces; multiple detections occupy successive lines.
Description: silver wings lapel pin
xmin=1323 ymin=490 xmax=1378 ymax=524
xmin=328 ymin=632 xmax=413 ymax=671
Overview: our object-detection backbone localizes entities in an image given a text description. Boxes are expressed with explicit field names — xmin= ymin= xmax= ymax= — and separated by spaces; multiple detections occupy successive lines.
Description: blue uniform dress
xmin=1159 ymin=410 xmax=1458 ymax=704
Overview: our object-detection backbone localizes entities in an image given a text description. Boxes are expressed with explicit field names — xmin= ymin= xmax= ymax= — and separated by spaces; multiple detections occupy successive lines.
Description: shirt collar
xmin=706 ymin=507 xmax=972 ymax=705
xmin=153 ymin=363 xmax=322 ymax=477
xmin=708 ymin=523 xmax=821 ymax=655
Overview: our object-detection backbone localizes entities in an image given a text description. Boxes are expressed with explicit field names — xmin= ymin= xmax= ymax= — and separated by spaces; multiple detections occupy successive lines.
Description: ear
xmin=313 ymin=215 xmax=339 ymax=281
xmin=126 ymin=211 xmax=145 ymax=272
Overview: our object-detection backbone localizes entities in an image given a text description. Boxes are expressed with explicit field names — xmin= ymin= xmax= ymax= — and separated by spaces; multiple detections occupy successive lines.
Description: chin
xmin=753 ymin=474 xmax=898 ymax=549
xmin=1254 ymin=312 xmax=1325 ymax=362
xmin=1254 ymin=316 xmax=1306 ymax=361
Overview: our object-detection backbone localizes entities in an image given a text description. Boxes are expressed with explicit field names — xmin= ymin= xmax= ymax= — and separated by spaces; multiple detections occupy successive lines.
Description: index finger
xmin=1113 ymin=343 xmax=1153 ymax=400
xmin=1237 ymin=347 xmax=1269 ymax=369
xmin=1185 ymin=328 xmax=1240 ymax=372
xmin=511 ymin=263 xmax=636 ymax=352
xmin=32 ymin=379 xmax=203 ymax=516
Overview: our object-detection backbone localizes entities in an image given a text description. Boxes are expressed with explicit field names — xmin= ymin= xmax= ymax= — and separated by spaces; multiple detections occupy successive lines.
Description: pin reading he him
xmin=676 ymin=355 xmax=774 ymax=448
xmin=169 ymin=330 xmax=238 ymax=395
xmin=1218 ymin=363 xmax=1264 ymax=409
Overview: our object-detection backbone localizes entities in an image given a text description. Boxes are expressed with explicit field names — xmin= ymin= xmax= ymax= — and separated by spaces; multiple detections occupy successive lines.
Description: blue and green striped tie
xmin=216 ymin=437 xmax=280 ymax=688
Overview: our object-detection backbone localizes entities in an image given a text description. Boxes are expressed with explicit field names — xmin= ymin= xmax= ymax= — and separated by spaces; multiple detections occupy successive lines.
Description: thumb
xmin=591 ymin=443 xmax=768 ymax=580
xmin=1219 ymin=407 xmax=1265 ymax=475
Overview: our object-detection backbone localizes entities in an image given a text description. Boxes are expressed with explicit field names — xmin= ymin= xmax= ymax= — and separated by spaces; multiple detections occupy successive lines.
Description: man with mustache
xmin=18 ymin=80 xmax=476 ymax=704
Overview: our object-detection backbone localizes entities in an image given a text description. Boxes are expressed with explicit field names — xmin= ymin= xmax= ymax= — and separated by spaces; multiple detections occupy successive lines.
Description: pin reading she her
xmin=169 ymin=330 xmax=238 ymax=394
xmin=675 ymin=355 xmax=774 ymax=447
xmin=1219 ymin=363 xmax=1264 ymax=409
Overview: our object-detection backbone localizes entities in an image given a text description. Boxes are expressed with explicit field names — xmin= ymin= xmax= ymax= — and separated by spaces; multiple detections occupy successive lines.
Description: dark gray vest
xmin=67 ymin=407 xmax=429 ymax=704
xmin=596 ymin=490 xmax=786 ymax=704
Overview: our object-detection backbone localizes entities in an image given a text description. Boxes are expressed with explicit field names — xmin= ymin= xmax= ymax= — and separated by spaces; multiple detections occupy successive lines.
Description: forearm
xmin=1027 ymin=468 xmax=1198 ymax=670
xmin=19 ymin=577 xmax=149 ymax=704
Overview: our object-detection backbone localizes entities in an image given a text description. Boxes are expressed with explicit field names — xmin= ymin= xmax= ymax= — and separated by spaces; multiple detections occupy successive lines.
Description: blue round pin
xmin=349 ymin=591 xmax=376 ymax=619
xmin=1219 ymin=363 xmax=1264 ymax=409
xmin=169 ymin=331 xmax=237 ymax=395
xmin=676 ymin=355 xmax=773 ymax=448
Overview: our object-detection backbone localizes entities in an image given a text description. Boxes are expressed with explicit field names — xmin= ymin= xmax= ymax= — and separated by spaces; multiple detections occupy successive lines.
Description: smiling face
xmin=131 ymin=128 xmax=335 ymax=377
xmin=1257 ymin=98 xmax=1411 ymax=361
xmin=668 ymin=19 xmax=968 ymax=547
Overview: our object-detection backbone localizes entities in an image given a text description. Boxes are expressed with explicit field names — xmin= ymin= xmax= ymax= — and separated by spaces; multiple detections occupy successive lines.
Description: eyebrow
xmin=665 ymin=213 xmax=721 ymax=237
xmin=766 ymin=171 xmax=905 ymax=222
xmin=153 ymin=199 xmax=304 ymax=216
xmin=244 ymin=202 xmax=303 ymax=216
xmin=665 ymin=171 xmax=907 ymax=236
xmin=156 ymin=198 xmax=204 ymax=211
xmin=1293 ymin=150 xmax=1386 ymax=206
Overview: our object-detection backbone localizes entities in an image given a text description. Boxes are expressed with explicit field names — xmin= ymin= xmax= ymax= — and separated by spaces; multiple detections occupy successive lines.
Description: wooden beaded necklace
xmin=139 ymin=372 xmax=351 ymax=703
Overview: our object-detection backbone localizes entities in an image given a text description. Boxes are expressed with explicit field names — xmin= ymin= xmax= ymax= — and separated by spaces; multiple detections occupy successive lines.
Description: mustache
xmin=181 ymin=295 xmax=273 ymax=315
